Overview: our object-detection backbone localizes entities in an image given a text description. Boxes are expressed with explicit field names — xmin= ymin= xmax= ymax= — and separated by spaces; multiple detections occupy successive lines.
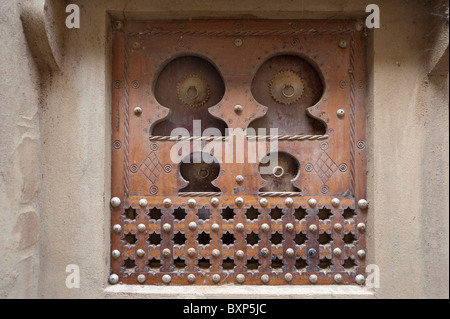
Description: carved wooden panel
xmin=110 ymin=19 xmax=367 ymax=285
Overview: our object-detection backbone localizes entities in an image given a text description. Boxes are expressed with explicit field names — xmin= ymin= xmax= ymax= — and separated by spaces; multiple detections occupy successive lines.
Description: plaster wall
xmin=0 ymin=0 xmax=448 ymax=299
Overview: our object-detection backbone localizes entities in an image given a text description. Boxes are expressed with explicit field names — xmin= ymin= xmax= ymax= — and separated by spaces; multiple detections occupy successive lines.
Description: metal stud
xmin=137 ymin=274 xmax=146 ymax=284
xmin=334 ymin=274 xmax=343 ymax=284
xmin=234 ymin=104 xmax=243 ymax=114
xmin=210 ymin=197 xmax=220 ymax=207
xmin=309 ymin=274 xmax=318 ymax=284
xmin=112 ymin=224 xmax=122 ymax=233
xmin=234 ymin=38 xmax=243 ymax=47
xmin=109 ymin=274 xmax=119 ymax=284
xmin=331 ymin=198 xmax=341 ymax=207
xmin=235 ymin=175 xmax=244 ymax=184
xmin=162 ymin=274 xmax=172 ymax=284
xmin=261 ymin=248 xmax=269 ymax=257
xmin=111 ymin=249 xmax=121 ymax=259
xmin=236 ymin=274 xmax=245 ymax=284
xmin=235 ymin=223 xmax=244 ymax=232
xmin=162 ymin=223 xmax=172 ymax=233
xmin=134 ymin=107 xmax=143 ymax=116
xmin=286 ymin=248 xmax=295 ymax=258
xmin=285 ymin=223 xmax=294 ymax=232
xmin=139 ymin=198 xmax=148 ymax=208
xmin=187 ymin=274 xmax=196 ymax=283
xmin=187 ymin=198 xmax=197 ymax=208
xmin=259 ymin=198 xmax=268 ymax=207
xmin=110 ymin=197 xmax=121 ymax=207
xmin=187 ymin=248 xmax=197 ymax=257
xmin=334 ymin=223 xmax=343 ymax=232
xmin=285 ymin=273 xmax=293 ymax=282
xmin=355 ymin=274 xmax=365 ymax=285
xmin=162 ymin=248 xmax=171 ymax=258
xmin=309 ymin=224 xmax=318 ymax=233
xmin=136 ymin=249 xmax=145 ymax=257
xmin=188 ymin=222 xmax=197 ymax=231
xmin=211 ymin=223 xmax=220 ymax=233
xmin=358 ymin=199 xmax=369 ymax=209
xmin=261 ymin=223 xmax=270 ymax=233
xmin=336 ymin=109 xmax=345 ymax=118
xmin=308 ymin=248 xmax=317 ymax=257
xmin=137 ymin=223 xmax=146 ymax=233
xmin=333 ymin=248 xmax=342 ymax=257
xmin=308 ymin=198 xmax=317 ymax=208
xmin=357 ymin=249 xmax=366 ymax=259
xmin=212 ymin=274 xmax=221 ymax=283
xmin=235 ymin=197 xmax=244 ymax=207
xmin=357 ymin=222 xmax=366 ymax=233
xmin=236 ymin=250 xmax=245 ymax=259
xmin=211 ymin=249 xmax=221 ymax=258
xmin=163 ymin=198 xmax=172 ymax=208
xmin=338 ymin=39 xmax=347 ymax=48
xmin=261 ymin=274 xmax=270 ymax=284
xmin=285 ymin=197 xmax=294 ymax=207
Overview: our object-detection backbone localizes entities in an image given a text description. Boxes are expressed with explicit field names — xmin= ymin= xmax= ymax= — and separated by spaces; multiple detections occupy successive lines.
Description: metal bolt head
xmin=235 ymin=197 xmax=244 ymax=207
xmin=137 ymin=223 xmax=146 ymax=233
xmin=336 ymin=109 xmax=345 ymax=118
xmin=111 ymin=249 xmax=121 ymax=259
xmin=134 ymin=107 xmax=143 ymax=116
xmin=137 ymin=274 xmax=146 ymax=284
xmin=234 ymin=104 xmax=243 ymax=114
xmin=309 ymin=224 xmax=318 ymax=233
xmin=136 ymin=249 xmax=145 ymax=257
xmin=109 ymin=274 xmax=119 ymax=284
xmin=187 ymin=198 xmax=197 ymax=208
xmin=339 ymin=39 xmax=347 ymax=48
xmin=236 ymin=274 xmax=245 ymax=284
xmin=138 ymin=198 xmax=148 ymax=207
xmin=259 ymin=197 xmax=268 ymax=207
xmin=260 ymin=248 xmax=270 ymax=257
xmin=333 ymin=248 xmax=342 ymax=257
xmin=285 ymin=223 xmax=294 ymax=232
xmin=261 ymin=223 xmax=270 ymax=233
xmin=113 ymin=20 xmax=123 ymax=31
xmin=235 ymin=223 xmax=244 ymax=232
xmin=357 ymin=222 xmax=366 ymax=233
xmin=187 ymin=274 xmax=196 ymax=283
xmin=211 ymin=249 xmax=221 ymax=258
xmin=110 ymin=197 xmax=121 ymax=207
xmin=308 ymin=198 xmax=317 ymax=208
xmin=286 ymin=248 xmax=295 ymax=258
xmin=236 ymin=250 xmax=245 ymax=259
xmin=261 ymin=274 xmax=270 ymax=284
xmin=211 ymin=223 xmax=220 ymax=233
xmin=308 ymin=248 xmax=317 ymax=257
xmin=162 ymin=274 xmax=172 ymax=284
xmin=309 ymin=274 xmax=318 ymax=284
xmin=162 ymin=248 xmax=171 ymax=258
xmin=212 ymin=274 xmax=221 ymax=283
xmin=331 ymin=198 xmax=341 ymax=207
xmin=358 ymin=199 xmax=369 ymax=209
xmin=357 ymin=249 xmax=366 ymax=259
xmin=188 ymin=222 xmax=197 ymax=231
xmin=235 ymin=175 xmax=244 ymax=184
xmin=132 ymin=42 xmax=141 ymax=50
xmin=355 ymin=274 xmax=365 ymax=285
xmin=285 ymin=197 xmax=294 ymax=207
xmin=334 ymin=274 xmax=343 ymax=284
xmin=285 ymin=273 xmax=293 ymax=282
xmin=112 ymin=224 xmax=122 ymax=233
xmin=334 ymin=223 xmax=343 ymax=232
xmin=187 ymin=248 xmax=196 ymax=257
xmin=234 ymin=38 xmax=243 ymax=47
xmin=162 ymin=223 xmax=172 ymax=233
xmin=163 ymin=198 xmax=172 ymax=208
xmin=210 ymin=197 xmax=220 ymax=207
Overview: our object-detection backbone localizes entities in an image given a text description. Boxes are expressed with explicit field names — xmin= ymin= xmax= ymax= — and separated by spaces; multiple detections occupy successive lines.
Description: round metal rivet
xmin=309 ymin=274 xmax=318 ymax=284
xmin=162 ymin=223 xmax=172 ymax=233
xmin=357 ymin=249 xmax=366 ymax=259
xmin=110 ymin=197 xmax=121 ymax=207
xmin=212 ymin=274 xmax=221 ymax=283
xmin=234 ymin=38 xmax=243 ymax=47
xmin=261 ymin=274 xmax=270 ymax=284
xmin=136 ymin=249 xmax=145 ymax=257
xmin=331 ymin=198 xmax=341 ymax=207
xmin=358 ymin=199 xmax=369 ymax=209
xmin=187 ymin=198 xmax=197 ymax=208
xmin=163 ymin=198 xmax=172 ymax=208
xmin=286 ymin=248 xmax=295 ymax=258
xmin=211 ymin=223 xmax=220 ymax=233
xmin=357 ymin=223 xmax=366 ymax=233
xmin=212 ymin=249 xmax=220 ymax=258
xmin=188 ymin=222 xmax=197 ymax=231
xmin=333 ymin=248 xmax=342 ymax=257
xmin=259 ymin=198 xmax=268 ymax=207
xmin=109 ymin=274 xmax=119 ymax=284
xmin=234 ymin=104 xmax=243 ymax=114
xmin=162 ymin=248 xmax=171 ymax=258
xmin=308 ymin=198 xmax=317 ymax=208
xmin=236 ymin=175 xmax=244 ymax=184
xmin=334 ymin=274 xmax=343 ymax=284
xmin=137 ymin=274 xmax=146 ymax=284
xmin=162 ymin=274 xmax=172 ymax=284
xmin=187 ymin=274 xmax=196 ymax=283
xmin=137 ymin=223 xmax=146 ymax=232
xmin=236 ymin=250 xmax=245 ymax=259
xmin=334 ymin=223 xmax=343 ymax=232
xmin=355 ymin=274 xmax=365 ymax=285
xmin=112 ymin=250 xmax=121 ymax=259
xmin=139 ymin=198 xmax=148 ymax=207
xmin=336 ymin=109 xmax=345 ymax=118
xmin=285 ymin=197 xmax=294 ymax=207
xmin=285 ymin=273 xmax=293 ymax=282
xmin=261 ymin=223 xmax=270 ymax=233
xmin=308 ymin=248 xmax=317 ymax=257
xmin=235 ymin=223 xmax=244 ymax=232
xmin=236 ymin=274 xmax=245 ymax=284
xmin=112 ymin=224 xmax=122 ymax=233
xmin=187 ymin=248 xmax=196 ymax=257
xmin=285 ymin=223 xmax=294 ymax=232
xmin=235 ymin=197 xmax=244 ymax=207
xmin=339 ymin=40 xmax=347 ymax=48
xmin=261 ymin=248 xmax=269 ymax=257
xmin=309 ymin=224 xmax=318 ymax=233
xmin=134 ymin=107 xmax=143 ymax=116
xmin=210 ymin=197 xmax=220 ymax=207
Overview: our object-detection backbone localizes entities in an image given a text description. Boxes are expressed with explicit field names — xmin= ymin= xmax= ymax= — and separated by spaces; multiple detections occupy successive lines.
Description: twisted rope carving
xmin=149 ymin=135 xmax=328 ymax=142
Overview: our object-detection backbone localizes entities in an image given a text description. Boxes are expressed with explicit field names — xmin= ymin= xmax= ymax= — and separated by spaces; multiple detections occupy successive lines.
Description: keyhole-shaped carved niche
xmin=249 ymin=55 xmax=326 ymax=135
xmin=179 ymin=152 xmax=221 ymax=193
xmin=152 ymin=56 xmax=227 ymax=136
xmin=259 ymin=152 xmax=300 ymax=192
